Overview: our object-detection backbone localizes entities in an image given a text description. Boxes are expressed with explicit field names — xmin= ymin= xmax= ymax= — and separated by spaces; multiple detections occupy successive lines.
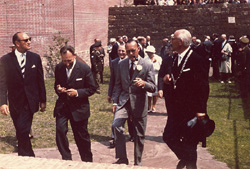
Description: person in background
xmin=90 ymin=41 xmax=105 ymax=93
xmin=54 ymin=45 xmax=97 ymax=162
xmin=123 ymin=35 xmax=129 ymax=44
xmin=237 ymin=36 xmax=250 ymax=97
xmin=110 ymin=36 xmax=124 ymax=60
xmin=0 ymin=32 xmax=46 ymax=157
xmin=145 ymin=45 xmax=162 ymax=113
xmin=220 ymin=34 xmax=233 ymax=83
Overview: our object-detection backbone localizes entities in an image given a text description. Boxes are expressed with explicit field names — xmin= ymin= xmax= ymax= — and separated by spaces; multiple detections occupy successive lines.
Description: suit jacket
xmin=0 ymin=51 xmax=46 ymax=115
xmin=113 ymin=57 xmax=156 ymax=118
xmin=167 ymin=49 xmax=209 ymax=120
xmin=54 ymin=60 xmax=97 ymax=121
xmin=108 ymin=57 xmax=120 ymax=100
xmin=110 ymin=42 xmax=119 ymax=60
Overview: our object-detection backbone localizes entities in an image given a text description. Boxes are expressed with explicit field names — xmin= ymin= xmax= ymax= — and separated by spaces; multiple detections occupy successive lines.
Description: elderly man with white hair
xmin=160 ymin=29 xmax=209 ymax=169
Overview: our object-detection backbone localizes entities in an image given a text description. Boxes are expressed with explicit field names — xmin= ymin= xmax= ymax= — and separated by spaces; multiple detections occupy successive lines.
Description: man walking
xmin=112 ymin=40 xmax=155 ymax=165
xmin=161 ymin=29 xmax=209 ymax=169
xmin=54 ymin=45 xmax=97 ymax=162
xmin=0 ymin=32 xmax=46 ymax=157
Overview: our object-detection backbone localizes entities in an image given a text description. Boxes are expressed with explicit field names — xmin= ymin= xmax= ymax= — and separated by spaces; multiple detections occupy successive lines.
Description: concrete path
xmin=7 ymin=98 xmax=229 ymax=169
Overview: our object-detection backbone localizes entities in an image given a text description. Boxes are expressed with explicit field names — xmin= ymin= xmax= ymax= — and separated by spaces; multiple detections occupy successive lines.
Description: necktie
xmin=20 ymin=53 xmax=25 ymax=78
xmin=129 ymin=62 xmax=134 ymax=79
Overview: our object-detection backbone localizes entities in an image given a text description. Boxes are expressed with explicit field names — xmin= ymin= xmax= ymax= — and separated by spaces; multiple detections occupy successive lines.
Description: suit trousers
xmin=56 ymin=105 xmax=93 ymax=162
xmin=163 ymin=115 xmax=199 ymax=169
xmin=112 ymin=101 xmax=147 ymax=165
xmin=10 ymin=103 xmax=35 ymax=157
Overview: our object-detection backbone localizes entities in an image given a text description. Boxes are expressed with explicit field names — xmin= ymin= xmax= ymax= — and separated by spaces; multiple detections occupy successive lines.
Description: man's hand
xmin=158 ymin=90 xmax=163 ymax=98
xmin=40 ymin=102 xmax=46 ymax=112
xmin=107 ymin=96 xmax=112 ymax=103
xmin=112 ymin=105 xmax=117 ymax=114
xmin=0 ymin=104 xmax=9 ymax=116
xmin=67 ymin=89 xmax=77 ymax=97
xmin=57 ymin=84 xmax=67 ymax=93
xmin=196 ymin=113 xmax=206 ymax=121
xmin=133 ymin=78 xmax=145 ymax=87
xmin=163 ymin=74 xmax=172 ymax=84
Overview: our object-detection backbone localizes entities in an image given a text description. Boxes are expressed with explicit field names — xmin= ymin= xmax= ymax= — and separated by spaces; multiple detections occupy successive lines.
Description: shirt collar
xmin=129 ymin=56 xmax=140 ymax=65
xmin=178 ymin=46 xmax=190 ymax=58
xmin=15 ymin=49 xmax=26 ymax=57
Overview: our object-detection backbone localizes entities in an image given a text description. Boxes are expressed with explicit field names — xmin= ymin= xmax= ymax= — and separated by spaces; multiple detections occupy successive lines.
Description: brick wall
xmin=108 ymin=4 xmax=250 ymax=54
xmin=0 ymin=0 xmax=122 ymax=66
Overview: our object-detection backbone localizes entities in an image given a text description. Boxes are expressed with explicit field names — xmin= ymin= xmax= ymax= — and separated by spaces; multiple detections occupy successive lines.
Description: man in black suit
xmin=54 ymin=45 xmax=97 ymax=162
xmin=161 ymin=29 xmax=209 ymax=169
xmin=110 ymin=36 xmax=124 ymax=60
xmin=0 ymin=32 xmax=46 ymax=156
xmin=211 ymin=33 xmax=222 ymax=80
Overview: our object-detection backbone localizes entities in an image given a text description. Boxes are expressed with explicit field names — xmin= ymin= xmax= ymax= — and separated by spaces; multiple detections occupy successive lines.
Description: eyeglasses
xmin=126 ymin=49 xmax=136 ymax=53
xmin=18 ymin=37 xmax=32 ymax=42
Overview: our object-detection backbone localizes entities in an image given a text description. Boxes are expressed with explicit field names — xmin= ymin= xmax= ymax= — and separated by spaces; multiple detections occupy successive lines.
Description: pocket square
xmin=76 ymin=78 xmax=82 ymax=81
xmin=31 ymin=65 xmax=36 ymax=68
xmin=183 ymin=68 xmax=191 ymax=72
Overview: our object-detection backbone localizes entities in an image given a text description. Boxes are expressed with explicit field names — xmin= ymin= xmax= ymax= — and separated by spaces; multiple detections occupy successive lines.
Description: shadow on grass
xmin=0 ymin=136 xmax=17 ymax=152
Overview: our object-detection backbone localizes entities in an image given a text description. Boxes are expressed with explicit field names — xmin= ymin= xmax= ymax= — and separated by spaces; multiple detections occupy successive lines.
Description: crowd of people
xmin=0 ymin=30 xmax=249 ymax=169
xmin=134 ymin=0 xmax=250 ymax=6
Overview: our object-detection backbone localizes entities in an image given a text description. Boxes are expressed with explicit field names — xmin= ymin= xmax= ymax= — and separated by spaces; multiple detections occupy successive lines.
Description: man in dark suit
xmin=54 ymin=45 xmax=97 ymax=162
xmin=110 ymin=36 xmax=124 ymax=60
xmin=211 ymin=33 xmax=222 ymax=81
xmin=0 ymin=32 xmax=46 ymax=156
xmin=112 ymin=40 xmax=156 ymax=165
xmin=161 ymin=29 xmax=209 ymax=169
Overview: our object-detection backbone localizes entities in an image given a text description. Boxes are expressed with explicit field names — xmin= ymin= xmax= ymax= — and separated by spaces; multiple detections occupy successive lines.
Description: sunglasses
xmin=126 ymin=49 xmax=136 ymax=53
xmin=18 ymin=37 xmax=32 ymax=42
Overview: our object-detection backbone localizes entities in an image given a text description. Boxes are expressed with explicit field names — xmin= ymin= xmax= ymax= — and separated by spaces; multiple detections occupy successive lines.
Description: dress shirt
xmin=129 ymin=57 xmax=139 ymax=70
xmin=178 ymin=47 xmax=190 ymax=66
xmin=15 ymin=49 xmax=26 ymax=67
xmin=66 ymin=58 xmax=76 ymax=79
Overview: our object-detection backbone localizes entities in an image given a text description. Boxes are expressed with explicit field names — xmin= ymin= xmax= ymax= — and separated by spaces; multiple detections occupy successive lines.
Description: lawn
xmin=0 ymin=67 xmax=250 ymax=169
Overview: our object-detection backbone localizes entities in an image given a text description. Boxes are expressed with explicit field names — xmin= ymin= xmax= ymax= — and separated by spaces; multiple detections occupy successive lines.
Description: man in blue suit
xmin=0 ymin=32 xmax=46 ymax=156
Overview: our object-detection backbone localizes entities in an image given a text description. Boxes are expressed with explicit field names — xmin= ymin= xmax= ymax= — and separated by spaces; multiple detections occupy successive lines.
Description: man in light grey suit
xmin=112 ymin=40 xmax=156 ymax=165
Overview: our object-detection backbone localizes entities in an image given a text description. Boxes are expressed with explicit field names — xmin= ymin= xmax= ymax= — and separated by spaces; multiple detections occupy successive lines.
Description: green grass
xmin=0 ymin=67 xmax=250 ymax=169
xmin=0 ymin=67 xmax=114 ymax=152
xmin=206 ymin=80 xmax=250 ymax=169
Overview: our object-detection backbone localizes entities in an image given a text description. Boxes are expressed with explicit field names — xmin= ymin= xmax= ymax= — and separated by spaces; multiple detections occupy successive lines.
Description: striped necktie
xmin=20 ymin=53 xmax=25 ymax=78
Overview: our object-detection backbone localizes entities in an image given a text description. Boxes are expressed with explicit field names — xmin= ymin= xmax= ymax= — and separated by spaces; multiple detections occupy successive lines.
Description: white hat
xmin=109 ymin=38 xmax=116 ymax=43
xmin=145 ymin=46 xmax=156 ymax=54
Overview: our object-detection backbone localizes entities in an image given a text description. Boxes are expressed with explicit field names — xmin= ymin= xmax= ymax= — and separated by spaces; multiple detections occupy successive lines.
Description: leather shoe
xmin=113 ymin=158 xmax=129 ymax=165
xmin=177 ymin=160 xmax=186 ymax=169
xmin=129 ymin=136 xmax=134 ymax=142
xmin=109 ymin=140 xmax=115 ymax=148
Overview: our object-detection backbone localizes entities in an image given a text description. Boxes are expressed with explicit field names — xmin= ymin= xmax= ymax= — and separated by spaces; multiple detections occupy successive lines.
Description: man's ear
xmin=138 ymin=46 xmax=140 ymax=52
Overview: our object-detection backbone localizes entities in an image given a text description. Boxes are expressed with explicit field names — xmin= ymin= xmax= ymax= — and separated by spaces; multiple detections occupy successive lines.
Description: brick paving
xmin=0 ymin=98 xmax=229 ymax=169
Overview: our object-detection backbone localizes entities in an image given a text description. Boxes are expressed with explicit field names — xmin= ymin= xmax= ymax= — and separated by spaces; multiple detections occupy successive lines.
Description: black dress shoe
xmin=113 ymin=158 xmax=129 ymax=165
xmin=177 ymin=160 xmax=186 ymax=169
xmin=129 ymin=136 xmax=134 ymax=142
xmin=109 ymin=140 xmax=115 ymax=148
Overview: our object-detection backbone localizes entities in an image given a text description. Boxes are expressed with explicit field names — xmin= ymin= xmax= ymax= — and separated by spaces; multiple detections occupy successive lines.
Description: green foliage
xmin=44 ymin=32 xmax=70 ymax=77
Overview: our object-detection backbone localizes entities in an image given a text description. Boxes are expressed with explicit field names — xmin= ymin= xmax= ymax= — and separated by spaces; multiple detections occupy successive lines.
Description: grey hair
xmin=175 ymin=29 xmax=192 ymax=47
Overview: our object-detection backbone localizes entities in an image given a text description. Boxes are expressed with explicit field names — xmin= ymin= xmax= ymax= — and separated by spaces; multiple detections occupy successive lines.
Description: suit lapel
xmin=131 ymin=58 xmax=143 ymax=81
xmin=10 ymin=52 xmax=23 ymax=78
xmin=67 ymin=60 xmax=79 ymax=83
